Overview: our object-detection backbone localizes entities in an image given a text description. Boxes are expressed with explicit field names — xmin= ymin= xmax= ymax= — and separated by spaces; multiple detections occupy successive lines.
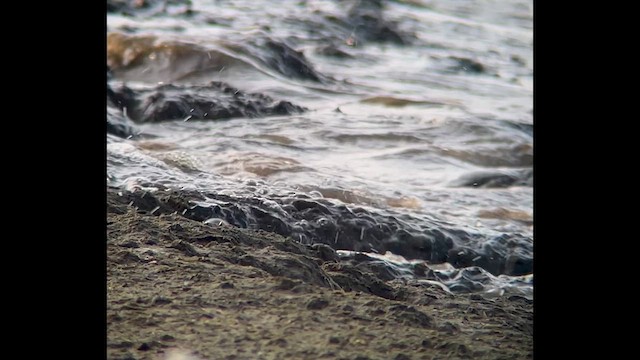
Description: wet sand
xmin=107 ymin=190 xmax=532 ymax=360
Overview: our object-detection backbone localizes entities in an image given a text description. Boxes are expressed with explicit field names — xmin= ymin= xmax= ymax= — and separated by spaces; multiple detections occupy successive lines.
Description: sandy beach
xmin=107 ymin=189 xmax=532 ymax=360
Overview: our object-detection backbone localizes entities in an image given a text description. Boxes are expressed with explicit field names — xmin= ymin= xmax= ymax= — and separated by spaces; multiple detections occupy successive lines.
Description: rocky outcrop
xmin=107 ymin=81 xmax=306 ymax=124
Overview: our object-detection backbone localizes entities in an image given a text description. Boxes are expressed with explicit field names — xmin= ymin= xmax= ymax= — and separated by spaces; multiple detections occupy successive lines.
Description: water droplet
xmin=346 ymin=36 xmax=356 ymax=46
xmin=183 ymin=115 xmax=193 ymax=122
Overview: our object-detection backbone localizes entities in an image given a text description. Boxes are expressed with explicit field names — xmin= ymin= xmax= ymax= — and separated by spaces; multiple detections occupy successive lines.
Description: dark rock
xmin=108 ymin=82 xmax=137 ymax=110
xmin=504 ymin=254 xmax=533 ymax=276
xmin=249 ymin=207 xmax=291 ymax=235
xmin=108 ymin=82 xmax=306 ymax=123
xmin=107 ymin=114 xmax=140 ymax=139
xmin=107 ymin=84 xmax=142 ymax=139
xmin=137 ymin=342 xmax=151 ymax=351
xmin=480 ymin=234 xmax=533 ymax=276
xmin=107 ymin=188 xmax=532 ymax=277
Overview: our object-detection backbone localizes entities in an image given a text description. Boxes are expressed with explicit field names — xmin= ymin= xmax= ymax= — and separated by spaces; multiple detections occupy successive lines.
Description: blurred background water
xmin=107 ymin=0 xmax=533 ymax=298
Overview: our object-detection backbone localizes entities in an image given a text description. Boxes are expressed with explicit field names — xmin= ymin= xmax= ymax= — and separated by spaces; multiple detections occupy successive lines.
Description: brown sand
xmin=107 ymin=191 xmax=532 ymax=360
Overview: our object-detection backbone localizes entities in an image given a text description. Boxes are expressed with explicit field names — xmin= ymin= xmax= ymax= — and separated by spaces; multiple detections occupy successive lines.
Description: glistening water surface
xmin=107 ymin=0 xmax=533 ymax=299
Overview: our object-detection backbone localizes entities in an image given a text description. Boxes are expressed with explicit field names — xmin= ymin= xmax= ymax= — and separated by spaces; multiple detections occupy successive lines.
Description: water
xmin=107 ymin=0 xmax=533 ymax=298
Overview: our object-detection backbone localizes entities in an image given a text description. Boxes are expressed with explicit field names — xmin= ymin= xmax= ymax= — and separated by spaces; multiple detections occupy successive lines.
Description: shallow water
xmin=107 ymin=0 xmax=533 ymax=297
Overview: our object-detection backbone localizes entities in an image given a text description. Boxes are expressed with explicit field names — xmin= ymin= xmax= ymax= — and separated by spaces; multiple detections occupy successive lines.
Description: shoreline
xmin=107 ymin=190 xmax=532 ymax=359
